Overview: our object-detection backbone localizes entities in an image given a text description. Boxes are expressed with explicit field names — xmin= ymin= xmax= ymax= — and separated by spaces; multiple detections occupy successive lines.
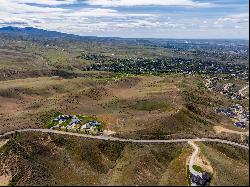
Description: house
xmin=81 ymin=121 xmax=102 ymax=130
xmin=81 ymin=124 xmax=90 ymax=130
xmin=190 ymin=172 xmax=211 ymax=186
xmin=202 ymin=172 xmax=211 ymax=181
xmin=215 ymin=108 xmax=222 ymax=113
xmin=66 ymin=117 xmax=82 ymax=129
xmin=69 ymin=118 xmax=81 ymax=126
xmin=88 ymin=121 xmax=101 ymax=127
xmin=234 ymin=122 xmax=246 ymax=129
xmin=236 ymin=95 xmax=243 ymax=100
xmin=242 ymin=111 xmax=249 ymax=120
xmin=224 ymin=109 xmax=236 ymax=118
xmin=53 ymin=115 xmax=70 ymax=122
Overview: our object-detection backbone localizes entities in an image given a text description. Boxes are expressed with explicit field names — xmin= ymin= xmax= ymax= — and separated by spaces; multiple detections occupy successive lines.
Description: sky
xmin=0 ymin=0 xmax=249 ymax=39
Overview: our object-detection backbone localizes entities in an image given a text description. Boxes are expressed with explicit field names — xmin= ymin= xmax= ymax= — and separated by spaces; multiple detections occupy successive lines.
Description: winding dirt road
xmin=0 ymin=128 xmax=248 ymax=149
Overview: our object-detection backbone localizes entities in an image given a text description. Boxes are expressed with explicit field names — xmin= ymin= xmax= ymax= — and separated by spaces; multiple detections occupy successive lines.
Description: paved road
xmin=0 ymin=128 xmax=249 ymax=149
xmin=188 ymin=141 xmax=205 ymax=186
xmin=188 ymin=141 xmax=202 ymax=176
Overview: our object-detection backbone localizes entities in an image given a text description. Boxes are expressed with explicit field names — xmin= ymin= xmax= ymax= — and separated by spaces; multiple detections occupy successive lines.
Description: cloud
xmin=6 ymin=0 xmax=77 ymax=6
xmin=69 ymin=8 xmax=154 ymax=18
xmin=234 ymin=25 xmax=241 ymax=29
xmin=0 ymin=0 xmax=66 ymax=13
xmin=0 ymin=0 xmax=248 ymax=38
xmin=86 ymin=0 xmax=213 ymax=8
xmin=215 ymin=13 xmax=249 ymax=24
xmin=0 ymin=0 xmax=157 ymax=34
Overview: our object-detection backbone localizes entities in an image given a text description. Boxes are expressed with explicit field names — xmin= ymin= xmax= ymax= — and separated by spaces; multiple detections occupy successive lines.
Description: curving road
xmin=188 ymin=141 xmax=202 ymax=177
xmin=0 ymin=128 xmax=249 ymax=149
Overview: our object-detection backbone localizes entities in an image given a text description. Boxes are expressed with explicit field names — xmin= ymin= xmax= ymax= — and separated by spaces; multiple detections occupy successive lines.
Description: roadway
xmin=0 ymin=128 xmax=248 ymax=149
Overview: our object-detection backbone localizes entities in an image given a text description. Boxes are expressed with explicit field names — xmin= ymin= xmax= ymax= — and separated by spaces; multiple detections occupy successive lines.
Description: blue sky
xmin=0 ymin=0 xmax=248 ymax=39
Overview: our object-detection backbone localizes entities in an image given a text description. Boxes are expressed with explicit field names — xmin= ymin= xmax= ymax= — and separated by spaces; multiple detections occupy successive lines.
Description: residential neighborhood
xmin=204 ymin=74 xmax=249 ymax=130
xmin=204 ymin=76 xmax=249 ymax=101
xmin=215 ymin=104 xmax=249 ymax=129
xmin=84 ymin=51 xmax=249 ymax=76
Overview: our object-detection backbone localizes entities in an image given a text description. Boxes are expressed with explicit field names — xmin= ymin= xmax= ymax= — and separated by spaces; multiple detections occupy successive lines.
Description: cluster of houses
xmin=190 ymin=172 xmax=211 ymax=186
xmin=51 ymin=114 xmax=103 ymax=133
xmin=205 ymin=76 xmax=249 ymax=101
xmin=215 ymin=104 xmax=249 ymax=129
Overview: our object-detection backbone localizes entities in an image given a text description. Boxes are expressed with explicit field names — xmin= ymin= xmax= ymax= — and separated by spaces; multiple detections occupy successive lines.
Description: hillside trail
xmin=214 ymin=125 xmax=249 ymax=135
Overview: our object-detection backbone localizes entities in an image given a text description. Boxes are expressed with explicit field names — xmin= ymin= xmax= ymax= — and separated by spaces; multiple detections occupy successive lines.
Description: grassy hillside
xmin=0 ymin=74 xmax=247 ymax=145
xmin=0 ymin=132 xmax=248 ymax=186
xmin=0 ymin=132 xmax=186 ymax=186
xmin=199 ymin=142 xmax=249 ymax=186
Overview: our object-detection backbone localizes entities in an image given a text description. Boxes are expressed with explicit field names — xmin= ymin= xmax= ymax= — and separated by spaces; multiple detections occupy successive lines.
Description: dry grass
xmin=0 ymin=74 xmax=247 ymax=144
xmin=159 ymin=146 xmax=192 ymax=186
xmin=198 ymin=142 xmax=249 ymax=186
xmin=0 ymin=132 xmax=185 ymax=186
xmin=0 ymin=74 xmax=184 ymax=137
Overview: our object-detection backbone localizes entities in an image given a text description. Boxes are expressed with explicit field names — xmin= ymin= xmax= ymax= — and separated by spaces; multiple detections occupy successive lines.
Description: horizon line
xmin=0 ymin=26 xmax=249 ymax=41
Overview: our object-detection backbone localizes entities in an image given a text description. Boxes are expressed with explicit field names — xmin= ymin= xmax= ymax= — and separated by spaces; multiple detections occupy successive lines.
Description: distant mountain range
xmin=0 ymin=26 xmax=99 ymax=40
xmin=1 ymin=26 xmax=248 ymax=41
xmin=0 ymin=26 xmax=65 ymax=37
xmin=0 ymin=26 xmax=248 ymax=49
xmin=0 ymin=26 xmax=144 ymax=45
xmin=0 ymin=26 xmax=162 ymax=48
